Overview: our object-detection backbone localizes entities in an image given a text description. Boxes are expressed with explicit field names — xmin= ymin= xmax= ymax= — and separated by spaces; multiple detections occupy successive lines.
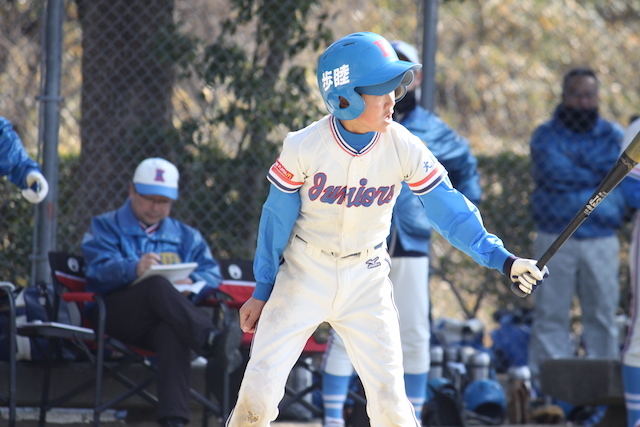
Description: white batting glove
xmin=510 ymin=258 xmax=548 ymax=296
xmin=21 ymin=171 xmax=49 ymax=204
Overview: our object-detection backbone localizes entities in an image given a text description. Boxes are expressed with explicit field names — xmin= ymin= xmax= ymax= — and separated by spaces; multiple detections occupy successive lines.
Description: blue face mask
xmin=556 ymin=104 xmax=599 ymax=133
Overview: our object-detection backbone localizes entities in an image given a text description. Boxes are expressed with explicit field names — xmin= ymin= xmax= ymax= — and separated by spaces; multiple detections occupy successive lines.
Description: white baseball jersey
xmin=267 ymin=114 xmax=447 ymax=256
xmin=227 ymin=115 xmax=445 ymax=427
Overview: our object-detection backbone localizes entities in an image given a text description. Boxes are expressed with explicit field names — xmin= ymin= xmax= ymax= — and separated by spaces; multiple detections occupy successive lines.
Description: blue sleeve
xmin=418 ymin=178 xmax=512 ymax=273
xmin=0 ymin=117 xmax=40 ymax=188
xmin=252 ymin=184 xmax=300 ymax=301
xmin=81 ymin=217 xmax=139 ymax=294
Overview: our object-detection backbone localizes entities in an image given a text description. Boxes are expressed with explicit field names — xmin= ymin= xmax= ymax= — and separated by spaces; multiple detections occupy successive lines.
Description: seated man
xmin=81 ymin=157 xmax=241 ymax=427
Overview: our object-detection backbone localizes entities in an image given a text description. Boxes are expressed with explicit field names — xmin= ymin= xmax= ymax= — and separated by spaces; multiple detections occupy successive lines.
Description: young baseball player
xmin=226 ymin=32 xmax=547 ymax=427
xmin=320 ymin=39 xmax=483 ymax=427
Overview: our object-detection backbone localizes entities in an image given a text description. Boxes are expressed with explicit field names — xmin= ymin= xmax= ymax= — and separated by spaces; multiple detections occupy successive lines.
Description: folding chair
xmin=0 ymin=281 xmax=17 ymax=427
xmin=17 ymin=251 xmax=222 ymax=426
xmin=205 ymin=259 xmax=255 ymax=419
xmin=211 ymin=259 xmax=329 ymax=421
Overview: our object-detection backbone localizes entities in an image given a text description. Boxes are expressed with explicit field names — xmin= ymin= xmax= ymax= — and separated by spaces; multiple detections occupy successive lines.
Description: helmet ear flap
xmin=324 ymin=93 xmax=343 ymax=116
xmin=330 ymin=91 xmax=366 ymax=121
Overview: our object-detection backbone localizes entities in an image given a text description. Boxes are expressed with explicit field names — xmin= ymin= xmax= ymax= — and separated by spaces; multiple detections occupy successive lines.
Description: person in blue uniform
xmin=82 ymin=157 xmax=242 ymax=427
xmin=528 ymin=67 xmax=626 ymax=389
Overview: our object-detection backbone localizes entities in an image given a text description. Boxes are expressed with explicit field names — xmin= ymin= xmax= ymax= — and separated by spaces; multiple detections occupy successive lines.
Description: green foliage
xmin=0 ymin=154 xmax=89 ymax=286
xmin=170 ymin=0 xmax=333 ymax=259
xmin=431 ymin=150 xmax=632 ymax=320
xmin=56 ymin=154 xmax=85 ymax=252
xmin=478 ymin=151 xmax=535 ymax=258
xmin=430 ymin=151 xmax=536 ymax=318
xmin=196 ymin=6 xmax=331 ymax=135
xmin=0 ymin=182 xmax=35 ymax=288
xmin=4 ymin=0 xmax=638 ymax=318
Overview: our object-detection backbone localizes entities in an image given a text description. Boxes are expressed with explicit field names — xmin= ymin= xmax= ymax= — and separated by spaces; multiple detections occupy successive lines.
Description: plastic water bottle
xmin=470 ymin=350 xmax=491 ymax=381
xmin=508 ymin=365 xmax=532 ymax=396
xmin=429 ymin=345 xmax=444 ymax=379
xmin=459 ymin=345 xmax=476 ymax=366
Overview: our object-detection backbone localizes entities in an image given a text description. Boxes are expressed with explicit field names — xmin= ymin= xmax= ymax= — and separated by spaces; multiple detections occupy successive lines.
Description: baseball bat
xmin=511 ymin=129 xmax=640 ymax=298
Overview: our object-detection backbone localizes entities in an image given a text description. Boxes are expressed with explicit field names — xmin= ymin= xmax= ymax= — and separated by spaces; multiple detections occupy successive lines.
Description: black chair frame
xmin=0 ymin=282 xmax=17 ymax=427
xmin=16 ymin=252 xmax=222 ymax=427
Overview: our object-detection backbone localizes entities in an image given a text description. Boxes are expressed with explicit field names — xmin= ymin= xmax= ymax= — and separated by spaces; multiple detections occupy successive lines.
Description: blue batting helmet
xmin=463 ymin=379 xmax=507 ymax=424
xmin=317 ymin=32 xmax=422 ymax=120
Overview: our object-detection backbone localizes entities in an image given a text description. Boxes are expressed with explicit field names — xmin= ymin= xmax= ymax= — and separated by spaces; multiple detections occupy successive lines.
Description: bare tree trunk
xmin=73 ymin=0 xmax=176 ymax=243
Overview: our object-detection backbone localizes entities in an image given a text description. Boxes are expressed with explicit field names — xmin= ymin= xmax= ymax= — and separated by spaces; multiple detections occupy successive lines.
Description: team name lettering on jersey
xmin=308 ymin=173 xmax=394 ymax=207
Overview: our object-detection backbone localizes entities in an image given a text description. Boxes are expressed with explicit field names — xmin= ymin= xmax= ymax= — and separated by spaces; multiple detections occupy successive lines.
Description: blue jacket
xmin=530 ymin=108 xmax=625 ymax=238
xmin=82 ymin=199 xmax=222 ymax=294
xmin=0 ymin=116 xmax=41 ymax=188
xmin=391 ymin=106 xmax=482 ymax=256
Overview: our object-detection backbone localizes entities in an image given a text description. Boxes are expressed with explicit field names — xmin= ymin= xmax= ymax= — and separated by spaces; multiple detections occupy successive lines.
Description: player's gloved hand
xmin=509 ymin=258 xmax=549 ymax=298
xmin=21 ymin=171 xmax=49 ymax=204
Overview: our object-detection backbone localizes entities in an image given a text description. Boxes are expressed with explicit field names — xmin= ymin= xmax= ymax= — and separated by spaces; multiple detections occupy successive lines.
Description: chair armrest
xmin=62 ymin=292 xmax=96 ymax=303
xmin=199 ymin=297 xmax=245 ymax=310
xmin=0 ymin=282 xmax=16 ymax=293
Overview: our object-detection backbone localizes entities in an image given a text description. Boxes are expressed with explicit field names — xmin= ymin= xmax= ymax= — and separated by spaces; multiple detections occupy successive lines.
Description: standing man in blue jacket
xmin=528 ymin=68 xmax=625 ymax=389
xmin=82 ymin=157 xmax=242 ymax=427
xmin=0 ymin=116 xmax=48 ymax=203
xmin=320 ymin=40 xmax=482 ymax=426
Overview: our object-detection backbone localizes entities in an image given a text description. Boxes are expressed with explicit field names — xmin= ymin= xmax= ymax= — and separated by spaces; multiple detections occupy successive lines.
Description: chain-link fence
xmin=2 ymin=0 xmax=640 ymax=368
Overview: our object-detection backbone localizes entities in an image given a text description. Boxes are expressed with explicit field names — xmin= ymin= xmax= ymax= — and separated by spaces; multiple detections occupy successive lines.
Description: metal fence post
xmin=421 ymin=0 xmax=439 ymax=112
xmin=33 ymin=0 xmax=64 ymax=284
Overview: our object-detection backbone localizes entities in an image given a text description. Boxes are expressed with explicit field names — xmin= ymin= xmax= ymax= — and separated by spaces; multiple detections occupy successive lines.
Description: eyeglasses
xmin=135 ymin=191 xmax=172 ymax=206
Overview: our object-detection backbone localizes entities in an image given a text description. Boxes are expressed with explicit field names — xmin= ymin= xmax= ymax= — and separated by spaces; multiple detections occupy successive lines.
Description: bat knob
xmin=510 ymin=282 xmax=529 ymax=298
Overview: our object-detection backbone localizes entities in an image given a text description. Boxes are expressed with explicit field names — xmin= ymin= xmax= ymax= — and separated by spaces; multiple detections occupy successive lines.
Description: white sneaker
xmin=323 ymin=417 xmax=345 ymax=427
xmin=191 ymin=356 xmax=207 ymax=367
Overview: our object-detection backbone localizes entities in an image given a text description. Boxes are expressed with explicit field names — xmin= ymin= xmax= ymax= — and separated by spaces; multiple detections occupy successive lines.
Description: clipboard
xmin=132 ymin=262 xmax=198 ymax=285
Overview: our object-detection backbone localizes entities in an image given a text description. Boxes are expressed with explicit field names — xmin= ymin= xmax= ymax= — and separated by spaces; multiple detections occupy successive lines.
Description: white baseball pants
xmin=226 ymin=235 xmax=419 ymax=427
